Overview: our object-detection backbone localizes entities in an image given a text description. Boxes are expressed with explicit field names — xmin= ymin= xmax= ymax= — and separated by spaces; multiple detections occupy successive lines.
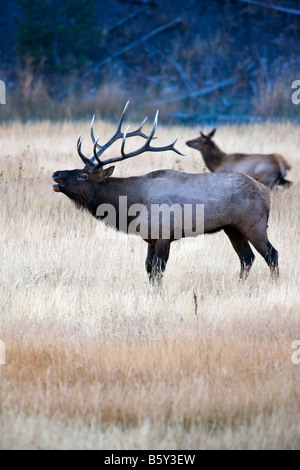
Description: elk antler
xmin=77 ymin=134 xmax=93 ymax=167
xmin=77 ymin=101 xmax=184 ymax=169
xmin=91 ymin=101 xmax=151 ymax=159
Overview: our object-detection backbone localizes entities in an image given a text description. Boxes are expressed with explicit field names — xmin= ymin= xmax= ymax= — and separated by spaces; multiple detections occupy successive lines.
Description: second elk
xmin=186 ymin=128 xmax=292 ymax=188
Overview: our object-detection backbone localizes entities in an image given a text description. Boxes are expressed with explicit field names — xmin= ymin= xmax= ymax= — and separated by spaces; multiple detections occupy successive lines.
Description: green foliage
xmin=15 ymin=0 xmax=101 ymax=72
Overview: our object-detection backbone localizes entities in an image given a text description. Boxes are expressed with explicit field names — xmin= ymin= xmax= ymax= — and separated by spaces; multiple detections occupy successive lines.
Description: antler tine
xmin=90 ymin=115 xmax=97 ymax=145
xmin=120 ymin=125 xmax=131 ymax=158
xmin=118 ymin=111 xmax=156 ymax=159
xmin=117 ymin=100 xmax=130 ymax=133
xmin=77 ymin=134 xmax=94 ymax=167
xmin=127 ymin=116 xmax=150 ymax=139
xmin=119 ymin=110 xmax=158 ymax=158
xmin=120 ymin=110 xmax=185 ymax=159
xmin=93 ymin=137 xmax=103 ymax=167
xmin=91 ymin=101 xmax=130 ymax=159
xmin=90 ymin=115 xmax=103 ymax=163
xmin=92 ymin=101 xmax=156 ymax=160
xmin=146 ymin=109 xmax=159 ymax=145
xmin=117 ymin=102 xmax=156 ymax=140
xmin=91 ymin=101 xmax=129 ymax=144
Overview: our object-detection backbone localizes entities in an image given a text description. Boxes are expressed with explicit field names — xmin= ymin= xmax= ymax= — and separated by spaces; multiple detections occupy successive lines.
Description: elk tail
xmin=272 ymin=153 xmax=291 ymax=177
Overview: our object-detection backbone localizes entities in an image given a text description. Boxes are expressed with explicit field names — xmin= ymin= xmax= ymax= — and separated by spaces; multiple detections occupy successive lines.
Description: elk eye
xmin=79 ymin=173 xmax=88 ymax=181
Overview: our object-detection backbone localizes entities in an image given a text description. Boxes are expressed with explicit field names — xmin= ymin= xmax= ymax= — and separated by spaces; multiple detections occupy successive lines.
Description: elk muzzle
xmin=186 ymin=139 xmax=200 ymax=150
xmin=52 ymin=171 xmax=64 ymax=192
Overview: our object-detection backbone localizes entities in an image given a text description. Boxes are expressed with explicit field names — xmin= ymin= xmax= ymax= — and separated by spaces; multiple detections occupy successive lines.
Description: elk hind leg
xmin=275 ymin=176 xmax=292 ymax=188
xmin=224 ymin=226 xmax=255 ymax=280
xmin=247 ymin=234 xmax=279 ymax=279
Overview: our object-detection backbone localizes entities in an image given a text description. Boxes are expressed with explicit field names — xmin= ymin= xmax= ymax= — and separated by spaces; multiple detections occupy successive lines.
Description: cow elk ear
xmin=93 ymin=166 xmax=115 ymax=179
xmin=200 ymin=131 xmax=209 ymax=143
xmin=208 ymin=128 xmax=216 ymax=139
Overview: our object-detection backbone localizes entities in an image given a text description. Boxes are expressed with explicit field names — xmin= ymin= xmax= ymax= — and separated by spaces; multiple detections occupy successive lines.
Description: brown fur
xmin=52 ymin=164 xmax=279 ymax=283
xmin=272 ymin=153 xmax=291 ymax=176
xmin=186 ymin=129 xmax=292 ymax=188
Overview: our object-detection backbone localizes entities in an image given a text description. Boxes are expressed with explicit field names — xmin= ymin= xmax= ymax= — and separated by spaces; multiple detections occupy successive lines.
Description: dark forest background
xmin=0 ymin=0 xmax=299 ymax=123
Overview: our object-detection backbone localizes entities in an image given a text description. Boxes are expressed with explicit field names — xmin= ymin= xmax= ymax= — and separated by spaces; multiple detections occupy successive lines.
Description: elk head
xmin=52 ymin=101 xmax=184 ymax=209
xmin=186 ymin=128 xmax=217 ymax=151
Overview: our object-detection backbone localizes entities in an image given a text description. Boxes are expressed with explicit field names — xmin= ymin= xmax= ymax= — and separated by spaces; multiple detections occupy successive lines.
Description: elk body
xmin=52 ymin=103 xmax=279 ymax=283
xmin=186 ymin=129 xmax=292 ymax=189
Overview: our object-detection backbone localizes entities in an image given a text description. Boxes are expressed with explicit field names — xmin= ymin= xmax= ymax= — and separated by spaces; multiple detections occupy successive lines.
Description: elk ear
xmin=103 ymin=166 xmax=115 ymax=178
xmin=200 ymin=131 xmax=206 ymax=138
xmin=208 ymin=128 xmax=216 ymax=139
xmin=93 ymin=166 xmax=115 ymax=179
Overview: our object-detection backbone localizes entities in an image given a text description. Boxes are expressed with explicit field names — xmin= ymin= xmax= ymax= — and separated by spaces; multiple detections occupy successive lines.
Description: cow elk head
xmin=186 ymin=128 xmax=217 ymax=151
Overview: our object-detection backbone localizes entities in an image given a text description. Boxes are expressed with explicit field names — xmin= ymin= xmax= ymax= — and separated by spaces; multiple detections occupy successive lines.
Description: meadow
xmin=0 ymin=118 xmax=299 ymax=449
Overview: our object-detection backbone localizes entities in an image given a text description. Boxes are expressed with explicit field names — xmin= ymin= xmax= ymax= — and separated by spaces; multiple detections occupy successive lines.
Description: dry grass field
xmin=0 ymin=118 xmax=299 ymax=450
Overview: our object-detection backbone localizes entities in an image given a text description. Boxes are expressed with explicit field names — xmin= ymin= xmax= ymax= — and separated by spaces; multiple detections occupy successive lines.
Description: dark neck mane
xmin=67 ymin=177 xmax=143 ymax=232
xmin=201 ymin=141 xmax=226 ymax=171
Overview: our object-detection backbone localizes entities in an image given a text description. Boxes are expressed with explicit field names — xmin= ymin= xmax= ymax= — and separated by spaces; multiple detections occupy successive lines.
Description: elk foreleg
xmin=145 ymin=240 xmax=171 ymax=284
xmin=145 ymin=244 xmax=156 ymax=281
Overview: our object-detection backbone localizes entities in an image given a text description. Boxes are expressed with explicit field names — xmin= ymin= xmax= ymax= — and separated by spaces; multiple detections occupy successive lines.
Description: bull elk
xmin=186 ymin=128 xmax=292 ymax=188
xmin=52 ymin=102 xmax=279 ymax=283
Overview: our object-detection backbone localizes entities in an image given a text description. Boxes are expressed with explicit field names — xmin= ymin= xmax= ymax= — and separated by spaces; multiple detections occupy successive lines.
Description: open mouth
xmin=52 ymin=184 xmax=64 ymax=192
xmin=52 ymin=172 xmax=64 ymax=192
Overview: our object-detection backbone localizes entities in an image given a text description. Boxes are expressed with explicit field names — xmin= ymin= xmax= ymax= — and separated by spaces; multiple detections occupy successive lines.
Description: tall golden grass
xmin=0 ymin=120 xmax=299 ymax=449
